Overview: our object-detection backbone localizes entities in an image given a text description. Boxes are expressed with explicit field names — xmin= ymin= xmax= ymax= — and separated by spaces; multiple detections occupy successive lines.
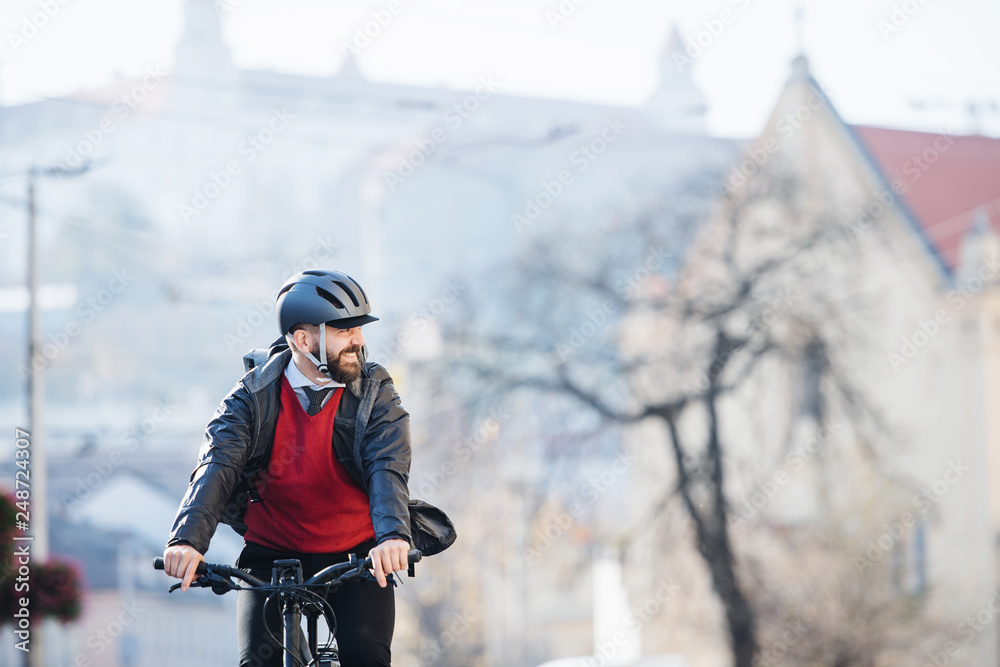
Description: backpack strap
xmin=243 ymin=348 xmax=270 ymax=373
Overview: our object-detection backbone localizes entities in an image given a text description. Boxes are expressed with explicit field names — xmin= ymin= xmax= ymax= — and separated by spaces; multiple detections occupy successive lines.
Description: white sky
xmin=0 ymin=0 xmax=997 ymax=138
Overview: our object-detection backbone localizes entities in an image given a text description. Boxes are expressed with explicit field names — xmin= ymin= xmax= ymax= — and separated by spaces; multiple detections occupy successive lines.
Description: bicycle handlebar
xmin=152 ymin=548 xmax=422 ymax=589
xmin=306 ymin=548 xmax=421 ymax=586
xmin=152 ymin=558 xmax=267 ymax=586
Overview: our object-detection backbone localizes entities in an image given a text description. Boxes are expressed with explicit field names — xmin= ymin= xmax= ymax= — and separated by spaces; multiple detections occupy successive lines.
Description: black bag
xmin=409 ymin=499 xmax=457 ymax=556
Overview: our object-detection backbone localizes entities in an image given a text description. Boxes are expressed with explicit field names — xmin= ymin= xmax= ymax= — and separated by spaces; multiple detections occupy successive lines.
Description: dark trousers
xmin=236 ymin=540 xmax=394 ymax=667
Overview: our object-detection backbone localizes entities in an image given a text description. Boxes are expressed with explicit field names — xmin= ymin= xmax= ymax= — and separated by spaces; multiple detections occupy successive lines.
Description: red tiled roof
xmin=852 ymin=126 xmax=1000 ymax=273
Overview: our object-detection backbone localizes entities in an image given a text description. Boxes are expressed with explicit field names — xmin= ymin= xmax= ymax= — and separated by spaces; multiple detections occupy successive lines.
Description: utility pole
xmin=23 ymin=163 xmax=90 ymax=667
xmin=26 ymin=172 xmax=47 ymax=561
xmin=25 ymin=171 xmax=46 ymax=667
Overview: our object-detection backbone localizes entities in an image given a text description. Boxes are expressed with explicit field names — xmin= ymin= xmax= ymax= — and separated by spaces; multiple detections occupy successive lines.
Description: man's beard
xmin=312 ymin=343 xmax=362 ymax=384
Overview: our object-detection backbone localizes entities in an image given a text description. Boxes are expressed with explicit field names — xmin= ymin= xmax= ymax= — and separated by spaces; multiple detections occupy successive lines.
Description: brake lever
xmin=356 ymin=569 xmax=398 ymax=588
xmin=199 ymin=572 xmax=238 ymax=595
xmin=167 ymin=572 xmax=233 ymax=595
xmin=168 ymin=576 xmax=209 ymax=593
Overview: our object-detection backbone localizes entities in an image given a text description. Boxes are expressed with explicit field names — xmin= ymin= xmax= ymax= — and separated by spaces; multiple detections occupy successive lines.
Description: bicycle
xmin=153 ymin=548 xmax=422 ymax=667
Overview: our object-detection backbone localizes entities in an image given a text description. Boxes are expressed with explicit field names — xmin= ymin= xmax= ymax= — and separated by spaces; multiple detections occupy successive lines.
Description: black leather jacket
xmin=166 ymin=340 xmax=411 ymax=554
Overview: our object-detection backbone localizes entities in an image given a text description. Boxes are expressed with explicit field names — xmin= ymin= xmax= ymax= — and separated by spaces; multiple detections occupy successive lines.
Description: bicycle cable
xmin=260 ymin=585 xmax=340 ymax=667
xmin=262 ymin=592 xmax=303 ymax=667
xmin=295 ymin=585 xmax=340 ymax=661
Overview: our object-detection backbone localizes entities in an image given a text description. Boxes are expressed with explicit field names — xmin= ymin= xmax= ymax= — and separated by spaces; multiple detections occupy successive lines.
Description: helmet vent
xmin=333 ymin=281 xmax=361 ymax=307
xmin=315 ymin=286 xmax=346 ymax=310
xmin=302 ymin=270 xmax=327 ymax=277
xmin=354 ymin=282 xmax=369 ymax=305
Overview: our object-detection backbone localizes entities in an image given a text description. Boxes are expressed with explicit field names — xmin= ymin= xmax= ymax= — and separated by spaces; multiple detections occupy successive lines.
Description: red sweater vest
xmin=244 ymin=376 xmax=375 ymax=553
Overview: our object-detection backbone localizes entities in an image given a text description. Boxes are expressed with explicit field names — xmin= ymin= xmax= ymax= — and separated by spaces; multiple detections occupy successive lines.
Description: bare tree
xmin=432 ymin=164 xmax=944 ymax=666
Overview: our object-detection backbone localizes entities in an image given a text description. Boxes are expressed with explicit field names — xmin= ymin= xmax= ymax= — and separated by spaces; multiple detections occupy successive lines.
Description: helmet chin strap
xmin=290 ymin=324 xmax=334 ymax=383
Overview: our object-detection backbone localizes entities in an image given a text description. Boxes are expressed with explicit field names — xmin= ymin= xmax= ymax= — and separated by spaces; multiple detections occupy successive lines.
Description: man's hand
xmin=368 ymin=539 xmax=410 ymax=588
xmin=163 ymin=544 xmax=205 ymax=592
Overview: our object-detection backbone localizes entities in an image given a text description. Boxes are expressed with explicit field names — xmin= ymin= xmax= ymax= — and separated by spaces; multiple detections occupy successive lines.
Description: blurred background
xmin=0 ymin=0 xmax=998 ymax=665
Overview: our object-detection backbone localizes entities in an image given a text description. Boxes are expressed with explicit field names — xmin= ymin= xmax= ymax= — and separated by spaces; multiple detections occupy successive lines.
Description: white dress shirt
xmin=284 ymin=359 xmax=346 ymax=413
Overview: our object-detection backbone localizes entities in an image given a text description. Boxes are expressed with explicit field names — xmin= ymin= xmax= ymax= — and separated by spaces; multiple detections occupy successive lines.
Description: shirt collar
xmin=284 ymin=358 xmax=346 ymax=390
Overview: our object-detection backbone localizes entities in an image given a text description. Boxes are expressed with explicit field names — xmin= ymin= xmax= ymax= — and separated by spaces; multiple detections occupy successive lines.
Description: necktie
xmin=304 ymin=386 xmax=334 ymax=416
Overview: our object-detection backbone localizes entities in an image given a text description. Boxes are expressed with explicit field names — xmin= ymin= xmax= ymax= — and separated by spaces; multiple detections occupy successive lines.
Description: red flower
xmin=0 ymin=489 xmax=84 ymax=625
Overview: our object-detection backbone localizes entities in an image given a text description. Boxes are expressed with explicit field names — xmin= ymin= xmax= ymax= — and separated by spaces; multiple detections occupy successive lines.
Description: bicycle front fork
xmin=272 ymin=559 xmax=340 ymax=667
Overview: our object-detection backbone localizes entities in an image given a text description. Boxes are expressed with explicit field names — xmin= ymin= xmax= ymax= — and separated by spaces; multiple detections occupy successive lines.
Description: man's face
xmin=305 ymin=325 xmax=365 ymax=383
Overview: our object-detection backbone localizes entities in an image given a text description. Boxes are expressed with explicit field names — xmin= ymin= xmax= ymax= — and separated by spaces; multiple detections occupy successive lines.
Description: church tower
xmin=644 ymin=25 xmax=708 ymax=134
xmin=170 ymin=0 xmax=239 ymax=117
xmin=174 ymin=0 xmax=237 ymax=82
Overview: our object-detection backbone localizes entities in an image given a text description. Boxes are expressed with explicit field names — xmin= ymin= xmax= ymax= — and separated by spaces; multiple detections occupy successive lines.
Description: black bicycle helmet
xmin=276 ymin=270 xmax=378 ymax=380
xmin=276 ymin=269 xmax=378 ymax=334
